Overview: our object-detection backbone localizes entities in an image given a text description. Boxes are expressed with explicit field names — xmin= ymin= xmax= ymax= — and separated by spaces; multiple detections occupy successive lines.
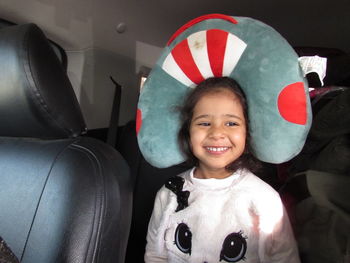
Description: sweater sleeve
xmin=144 ymin=188 xmax=169 ymax=263
xmin=266 ymin=206 xmax=300 ymax=263
xmin=257 ymin=192 xmax=300 ymax=263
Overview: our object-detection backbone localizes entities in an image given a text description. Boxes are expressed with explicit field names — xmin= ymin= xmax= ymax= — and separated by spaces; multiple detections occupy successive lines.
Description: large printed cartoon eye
xmin=174 ymin=223 xmax=192 ymax=255
xmin=220 ymin=231 xmax=247 ymax=262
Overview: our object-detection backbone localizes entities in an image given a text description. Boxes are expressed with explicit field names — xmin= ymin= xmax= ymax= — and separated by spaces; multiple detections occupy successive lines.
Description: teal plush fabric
xmin=137 ymin=15 xmax=312 ymax=168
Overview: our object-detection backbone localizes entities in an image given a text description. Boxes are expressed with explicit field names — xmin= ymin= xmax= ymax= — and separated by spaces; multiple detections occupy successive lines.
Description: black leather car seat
xmin=0 ymin=23 xmax=132 ymax=263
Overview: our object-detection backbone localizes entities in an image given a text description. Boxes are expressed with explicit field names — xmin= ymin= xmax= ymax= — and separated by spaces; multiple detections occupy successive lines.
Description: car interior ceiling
xmin=0 ymin=20 xmax=349 ymax=263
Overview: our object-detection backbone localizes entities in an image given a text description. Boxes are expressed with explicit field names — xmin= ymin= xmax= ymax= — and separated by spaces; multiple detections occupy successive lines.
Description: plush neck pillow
xmin=137 ymin=14 xmax=312 ymax=168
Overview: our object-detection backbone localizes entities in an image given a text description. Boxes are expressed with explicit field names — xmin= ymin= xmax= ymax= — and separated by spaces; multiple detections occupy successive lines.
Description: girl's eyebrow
xmin=225 ymin=114 xmax=243 ymax=121
xmin=192 ymin=114 xmax=209 ymax=122
xmin=192 ymin=114 xmax=243 ymax=122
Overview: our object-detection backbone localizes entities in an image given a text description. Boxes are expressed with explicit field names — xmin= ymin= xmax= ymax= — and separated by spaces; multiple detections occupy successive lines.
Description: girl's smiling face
xmin=189 ymin=89 xmax=246 ymax=179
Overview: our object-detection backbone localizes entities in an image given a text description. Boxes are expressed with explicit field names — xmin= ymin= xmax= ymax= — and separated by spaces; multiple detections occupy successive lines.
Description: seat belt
xmin=107 ymin=76 xmax=122 ymax=147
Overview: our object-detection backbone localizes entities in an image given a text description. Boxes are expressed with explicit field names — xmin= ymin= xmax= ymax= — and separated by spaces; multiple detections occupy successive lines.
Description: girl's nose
xmin=208 ymin=125 xmax=225 ymax=139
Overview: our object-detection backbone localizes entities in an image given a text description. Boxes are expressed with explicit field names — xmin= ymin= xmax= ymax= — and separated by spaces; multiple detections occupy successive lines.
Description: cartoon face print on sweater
xmin=173 ymin=222 xmax=247 ymax=262
xmin=164 ymin=176 xmax=253 ymax=263
xmin=164 ymin=199 xmax=251 ymax=263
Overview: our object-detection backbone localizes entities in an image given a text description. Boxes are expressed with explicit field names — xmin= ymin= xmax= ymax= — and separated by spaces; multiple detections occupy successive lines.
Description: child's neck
xmin=194 ymin=167 xmax=232 ymax=179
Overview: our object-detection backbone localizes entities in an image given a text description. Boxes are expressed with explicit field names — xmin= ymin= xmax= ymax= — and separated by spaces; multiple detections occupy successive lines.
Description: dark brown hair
xmin=178 ymin=77 xmax=260 ymax=173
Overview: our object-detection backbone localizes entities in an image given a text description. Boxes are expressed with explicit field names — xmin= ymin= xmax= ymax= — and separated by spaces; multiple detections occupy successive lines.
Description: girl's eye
xmin=226 ymin=121 xmax=238 ymax=127
xmin=198 ymin=122 xmax=210 ymax=126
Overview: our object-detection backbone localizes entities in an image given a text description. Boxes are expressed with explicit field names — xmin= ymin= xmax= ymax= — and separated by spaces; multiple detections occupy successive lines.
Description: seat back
xmin=0 ymin=23 xmax=132 ymax=263
xmin=116 ymin=121 xmax=190 ymax=263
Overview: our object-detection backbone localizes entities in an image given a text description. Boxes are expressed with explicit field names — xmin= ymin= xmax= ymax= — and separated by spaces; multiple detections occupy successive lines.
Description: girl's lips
xmin=204 ymin=146 xmax=231 ymax=154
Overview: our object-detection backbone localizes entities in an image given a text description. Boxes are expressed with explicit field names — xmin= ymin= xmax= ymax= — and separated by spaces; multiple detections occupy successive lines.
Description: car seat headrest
xmin=0 ymin=23 xmax=86 ymax=138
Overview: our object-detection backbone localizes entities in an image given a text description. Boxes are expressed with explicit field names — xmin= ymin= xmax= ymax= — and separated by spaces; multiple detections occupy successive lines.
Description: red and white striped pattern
xmin=162 ymin=29 xmax=247 ymax=87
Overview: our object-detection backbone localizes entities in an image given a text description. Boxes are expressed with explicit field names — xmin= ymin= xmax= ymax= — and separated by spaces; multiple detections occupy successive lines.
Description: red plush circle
xmin=277 ymin=82 xmax=307 ymax=125
xmin=136 ymin=108 xmax=142 ymax=134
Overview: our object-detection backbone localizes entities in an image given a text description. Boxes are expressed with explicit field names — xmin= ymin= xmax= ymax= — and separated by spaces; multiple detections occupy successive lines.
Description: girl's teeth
xmin=206 ymin=147 xmax=228 ymax=152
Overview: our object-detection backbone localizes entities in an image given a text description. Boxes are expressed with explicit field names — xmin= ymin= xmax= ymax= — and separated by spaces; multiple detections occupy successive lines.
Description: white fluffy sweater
xmin=145 ymin=168 xmax=300 ymax=263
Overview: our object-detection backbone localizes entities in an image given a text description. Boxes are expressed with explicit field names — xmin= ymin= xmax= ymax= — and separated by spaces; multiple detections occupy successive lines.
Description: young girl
xmin=145 ymin=77 xmax=300 ymax=263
